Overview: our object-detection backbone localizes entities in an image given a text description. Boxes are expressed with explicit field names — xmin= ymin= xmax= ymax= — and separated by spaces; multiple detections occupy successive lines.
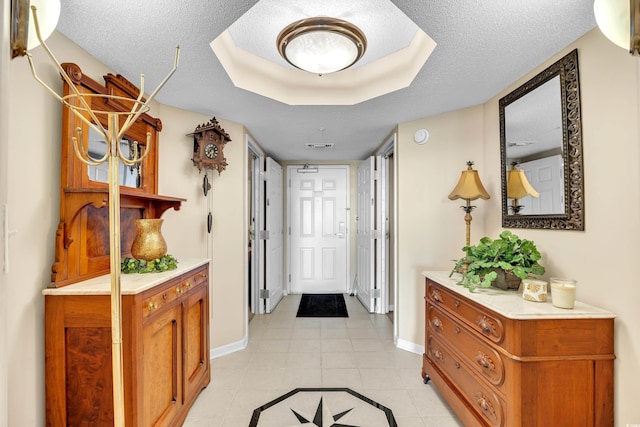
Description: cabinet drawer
xmin=428 ymin=305 xmax=506 ymax=387
xmin=427 ymin=335 xmax=505 ymax=427
xmin=143 ymin=285 xmax=180 ymax=317
xmin=427 ymin=279 xmax=505 ymax=344
xmin=143 ymin=267 xmax=208 ymax=318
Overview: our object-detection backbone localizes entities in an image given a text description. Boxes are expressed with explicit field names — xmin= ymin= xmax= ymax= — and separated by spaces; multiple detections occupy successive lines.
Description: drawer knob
xmin=147 ymin=301 xmax=158 ymax=312
xmin=455 ymin=300 xmax=460 ymax=308
xmin=478 ymin=316 xmax=494 ymax=336
xmin=432 ymin=317 xmax=443 ymax=330
xmin=476 ymin=394 xmax=498 ymax=420
xmin=455 ymin=327 xmax=460 ymax=334
xmin=185 ymin=282 xmax=192 ymax=289
xmin=476 ymin=353 xmax=495 ymax=371
xmin=431 ymin=290 xmax=442 ymax=303
xmin=162 ymin=292 xmax=168 ymax=300
xmin=176 ymin=286 xmax=183 ymax=294
xmin=433 ymin=348 xmax=443 ymax=361
xmin=455 ymin=362 xmax=460 ymax=369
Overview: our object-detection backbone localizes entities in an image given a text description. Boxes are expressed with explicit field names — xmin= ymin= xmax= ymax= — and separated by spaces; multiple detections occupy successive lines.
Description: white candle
xmin=550 ymin=278 xmax=577 ymax=309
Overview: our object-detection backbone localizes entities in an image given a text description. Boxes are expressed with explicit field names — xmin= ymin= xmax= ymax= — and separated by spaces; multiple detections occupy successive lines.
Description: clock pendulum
xmin=202 ymin=174 xmax=211 ymax=196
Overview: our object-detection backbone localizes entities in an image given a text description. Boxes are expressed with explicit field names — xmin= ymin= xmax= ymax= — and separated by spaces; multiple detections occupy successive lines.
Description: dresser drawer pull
xmin=478 ymin=316 xmax=494 ymax=336
xmin=432 ymin=317 xmax=443 ymax=330
xmin=476 ymin=394 xmax=498 ymax=420
xmin=455 ymin=362 xmax=460 ymax=369
xmin=454 ymin=300 xmax=460 ymax=308
xmin=147 ymin=301 xmax=158 ymax=312
xmin=431 ymin=289 xmax=443 ymax=303
xmin=162 ymin=292 xmax=169 ymax=300
xmin=184 ymin=282 xmax=192 ymax=289
xmin=433 ymin=348 xmax=443 ymax=361
xmin=476 ymin=353 xmax=495 ymax=371
xmin=455 ymin=327 xmax=460 ymax=334
xmin=176 ymin=286 xmax=183 ymax=294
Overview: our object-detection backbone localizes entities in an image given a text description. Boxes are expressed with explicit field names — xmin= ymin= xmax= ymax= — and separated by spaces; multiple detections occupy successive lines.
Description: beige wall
xmin=394 ymin=28 xmax=640 ymax=424
xmin=5 ymin=32 xmax=248 ymax=425
xmin=8 ymin=32 xmax=76 ymax=426
xmin=395 ymin=105 xmax=486 ymax=347
xmin=0 ymin=1 xmax=10 ymax=426
xmin=156 ymin=105 xmax=247 ymax=348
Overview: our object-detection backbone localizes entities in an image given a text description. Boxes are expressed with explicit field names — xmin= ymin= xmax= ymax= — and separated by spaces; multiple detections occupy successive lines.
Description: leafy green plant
xmin=450 ymin=230 xmax=545 ymax=291
xmin=121 ymin=254 xmax=179 ymax=274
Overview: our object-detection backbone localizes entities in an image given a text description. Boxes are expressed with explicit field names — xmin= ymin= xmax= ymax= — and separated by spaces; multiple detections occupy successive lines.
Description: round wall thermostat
xmin=414 ymin=128 xmax=430 ymax=145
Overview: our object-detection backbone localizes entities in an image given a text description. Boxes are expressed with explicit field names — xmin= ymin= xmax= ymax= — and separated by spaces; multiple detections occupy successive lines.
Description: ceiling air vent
xmin=305 ymin=143 xmax=335 ymax=149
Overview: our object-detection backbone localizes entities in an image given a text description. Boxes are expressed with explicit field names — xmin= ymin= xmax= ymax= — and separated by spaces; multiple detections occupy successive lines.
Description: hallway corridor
xmin=183 ymin=294 xmax=463 ymax=426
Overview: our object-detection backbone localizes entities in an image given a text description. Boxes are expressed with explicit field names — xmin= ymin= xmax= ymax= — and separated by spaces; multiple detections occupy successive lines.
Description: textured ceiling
xmin=56 ymin=0 xmax=597 ymax=161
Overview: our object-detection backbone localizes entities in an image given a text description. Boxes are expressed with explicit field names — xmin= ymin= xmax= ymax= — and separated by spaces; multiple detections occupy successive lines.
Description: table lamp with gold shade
xmin=448 ymin=161 xmax=490 ymax=248
xmin=507 ymin=162 xmax=539 ymax=214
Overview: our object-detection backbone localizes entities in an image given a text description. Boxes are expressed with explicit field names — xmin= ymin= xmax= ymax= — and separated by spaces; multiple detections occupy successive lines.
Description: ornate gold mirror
xmin=499 ymin=49 xmax=584 ymax=230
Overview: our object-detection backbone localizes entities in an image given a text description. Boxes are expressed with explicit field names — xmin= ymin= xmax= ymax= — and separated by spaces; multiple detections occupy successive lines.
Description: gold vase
xmin=131 ymin=219 xmax=167 ymax=261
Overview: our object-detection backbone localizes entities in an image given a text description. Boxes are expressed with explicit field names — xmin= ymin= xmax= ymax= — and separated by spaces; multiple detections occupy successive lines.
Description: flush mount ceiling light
xmin=277 ymin=17 xmax=367 ymax=75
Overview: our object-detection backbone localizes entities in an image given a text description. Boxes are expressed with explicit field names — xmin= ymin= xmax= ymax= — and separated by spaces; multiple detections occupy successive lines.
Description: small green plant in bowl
xmin=450 ymin=230 xmax=545 ymax=291
xmin=121 ymin=254 xmax=179 ymax=274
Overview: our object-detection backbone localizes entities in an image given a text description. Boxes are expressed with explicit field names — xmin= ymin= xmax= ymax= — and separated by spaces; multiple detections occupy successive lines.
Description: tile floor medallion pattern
xmin=249 ymin=388 xmax=397 ymax=427
xmin=182 ymin=294 xmax=464 ymax=427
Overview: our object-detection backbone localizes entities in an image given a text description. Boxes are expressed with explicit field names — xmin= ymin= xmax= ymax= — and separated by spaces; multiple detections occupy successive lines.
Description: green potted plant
xmin=450 ymin=230 xmax=545 ymax=291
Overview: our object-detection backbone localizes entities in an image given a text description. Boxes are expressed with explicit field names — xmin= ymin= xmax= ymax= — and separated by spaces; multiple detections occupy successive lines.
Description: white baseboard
xmin=209 ymin=335 xmax=248 ymax=359
xmin=395 ymin=337 xmax=424 ymax=355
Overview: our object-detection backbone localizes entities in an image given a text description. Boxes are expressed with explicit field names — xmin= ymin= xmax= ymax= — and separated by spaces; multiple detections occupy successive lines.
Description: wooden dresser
xmin=422 ymin=271 xmax=615 ymax=427
xmin=43 ymin=259 xmax=210 ymax=427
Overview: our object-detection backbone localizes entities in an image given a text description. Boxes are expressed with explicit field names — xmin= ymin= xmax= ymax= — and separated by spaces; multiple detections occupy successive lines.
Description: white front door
xmin=356 ymin=157 xmax=375 ymax=312
xmin=288 ymin=165 xmax=349 ymax=294
xmin=264 ymin=157 xmax=284 ymax=312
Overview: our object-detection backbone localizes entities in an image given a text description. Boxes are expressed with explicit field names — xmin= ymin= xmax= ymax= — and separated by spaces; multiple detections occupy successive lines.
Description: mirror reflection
xmin=504 ymin=76 xmax=564 ymax=215
xmin=87 ymin=126 xmax=142 ymax=188
xmin=499 ymin=49 xmax=584 ymax=231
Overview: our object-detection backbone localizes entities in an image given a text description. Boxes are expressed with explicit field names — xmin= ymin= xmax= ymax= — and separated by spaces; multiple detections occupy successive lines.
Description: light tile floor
xmin=183 ymin=294 xmax=464 ymax=427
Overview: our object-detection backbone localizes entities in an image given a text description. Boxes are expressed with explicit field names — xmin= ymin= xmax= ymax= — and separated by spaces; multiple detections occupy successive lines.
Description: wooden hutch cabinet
xmin=422 ymin=271 xmax=615 ymax=427
xmin=44 ymin=261 xmax=210 ymax=427
xmin=43 ymin=65 xmax=210 ymax=426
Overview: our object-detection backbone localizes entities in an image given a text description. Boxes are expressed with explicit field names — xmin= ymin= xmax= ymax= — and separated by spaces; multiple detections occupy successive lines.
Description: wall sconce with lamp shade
xmin=594 ymin=0 xmax=640 ymax=55
xmin=448 ymin=161 xmax=490 ymax=248
xmin=507 ymin=162 xmax=539 ymax=215
xmin=10 ymin=0 xmax=60 ymax=59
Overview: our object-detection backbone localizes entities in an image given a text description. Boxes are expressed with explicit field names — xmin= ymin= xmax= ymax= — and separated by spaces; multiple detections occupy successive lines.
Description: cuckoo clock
xmin=188 ymin=117 xmax=231 ymax=174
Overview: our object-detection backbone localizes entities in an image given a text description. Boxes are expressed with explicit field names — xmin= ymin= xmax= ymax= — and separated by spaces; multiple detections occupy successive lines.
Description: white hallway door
xmin=288 ymin=165 xmax=349 ymax=294
xmin=264 ymin=157 xmax=284 ymax=312
xmin=356 ymin=157 xmax=375 ymax=312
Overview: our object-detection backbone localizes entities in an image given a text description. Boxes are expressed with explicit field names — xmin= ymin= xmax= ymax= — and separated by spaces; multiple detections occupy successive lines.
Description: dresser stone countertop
xmin=43 ymin=258 xmax=210 ymax=296
xmin=423 ymin=271 xmax=615 ymax=320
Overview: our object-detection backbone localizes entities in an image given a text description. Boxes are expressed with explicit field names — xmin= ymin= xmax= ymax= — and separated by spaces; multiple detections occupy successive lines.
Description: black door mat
xmin=296 ymin=293 xmax=348 ymax=318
